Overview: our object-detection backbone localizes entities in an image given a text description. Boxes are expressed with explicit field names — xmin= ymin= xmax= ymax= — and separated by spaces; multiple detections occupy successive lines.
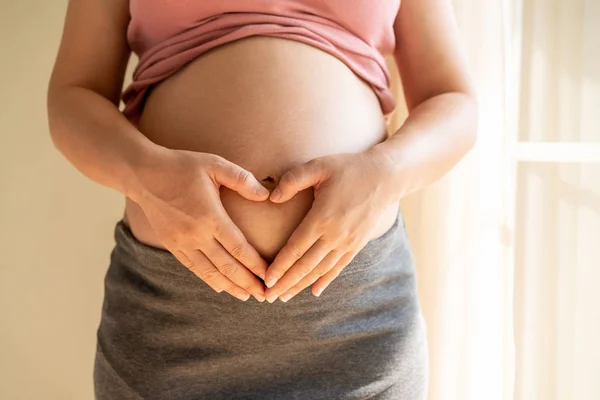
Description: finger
xmin=263 ymin=210 xmax=321 ymax=288
xmin=211 ymin=157 xmax=270 ymax=201
xmin=312 ymin=251 xmax=356 ymax=297
xmin=270 ymin=159 xmax=329 ymax=203
xmin=173 ymin=248 xmax=250 ymax=301
xmin=264 ymin=240 xmax=331 ymax=302
xmin=213 ymin=215 xmax=268 ymax=280
xmin=277 ymin=250 xmax=344 ymax=302
xmin=203 ymin=239 xmax=266 ymax=301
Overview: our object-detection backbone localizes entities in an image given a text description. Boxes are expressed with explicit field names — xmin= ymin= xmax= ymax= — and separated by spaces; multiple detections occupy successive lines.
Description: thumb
xmin=270 ymin=159 xmax=329 ymax=203
xmin=211 ymin=158 xmax=270 ymax=201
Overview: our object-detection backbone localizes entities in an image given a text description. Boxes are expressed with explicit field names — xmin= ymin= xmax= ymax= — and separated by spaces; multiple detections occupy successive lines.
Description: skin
xmin=123 ymin=34 xmax=393 ymax=263
xmin=264 ymin=0 xmax=478 ymax=302
xmin=46 ymin=0 xmax=271 ymax=302
xmin=47 ymin=0 xmax=477 ymax=304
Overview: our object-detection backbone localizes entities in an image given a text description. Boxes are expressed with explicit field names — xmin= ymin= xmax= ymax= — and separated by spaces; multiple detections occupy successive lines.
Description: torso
xmin=123 ymin=36 xmax=399 ymax=261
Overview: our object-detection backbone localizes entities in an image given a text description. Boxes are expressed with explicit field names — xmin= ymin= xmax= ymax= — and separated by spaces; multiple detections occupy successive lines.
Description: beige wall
xmin=1 ymin=2 xmax=125 ymax=398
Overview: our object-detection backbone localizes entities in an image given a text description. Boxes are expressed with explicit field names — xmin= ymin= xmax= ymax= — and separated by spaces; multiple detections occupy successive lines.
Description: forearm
xmin=372 ymin=92 xmax=478 ymax=199
xmin=47 ymin=85 xmax=163 ymax=203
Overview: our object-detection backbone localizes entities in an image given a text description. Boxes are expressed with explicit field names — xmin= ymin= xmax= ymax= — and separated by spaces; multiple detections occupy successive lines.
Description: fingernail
xmin=256 ymin=185 xmax=270 ymax=197
xmin=265 ymin=277 xmax=278 ymax=288
xmin=279 ymin=293 xmax=293 ymax=302
xmin=314 ymin=288 xmax=323 ymax=297
xmin=266 ymin=294 xmax=278 ymax=303
xmin=238 ymin=292 xmax=251 ymax=301
xmin=270 ymin=187 xmax=281 ymax=202
xmin=254 ymin=293 xmax=265 ymax=302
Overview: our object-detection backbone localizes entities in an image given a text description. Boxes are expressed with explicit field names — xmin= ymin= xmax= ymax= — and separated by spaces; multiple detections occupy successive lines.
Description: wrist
xmin=364 ymin=144 xmax=407 ymax=203
xmin=366 ymin=143 xmax=398 ymax=174
xmin=123 ymin=140 xmax=170 ymax=204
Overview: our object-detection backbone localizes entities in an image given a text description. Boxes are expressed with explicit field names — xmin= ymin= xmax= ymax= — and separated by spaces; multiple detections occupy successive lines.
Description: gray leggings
xmin=94 ymin=211 xmax=429 ymax=399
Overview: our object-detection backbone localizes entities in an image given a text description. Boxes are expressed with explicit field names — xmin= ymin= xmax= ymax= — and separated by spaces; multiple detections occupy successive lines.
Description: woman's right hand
xmin=131 ymin=147 xmax=270 ymax=302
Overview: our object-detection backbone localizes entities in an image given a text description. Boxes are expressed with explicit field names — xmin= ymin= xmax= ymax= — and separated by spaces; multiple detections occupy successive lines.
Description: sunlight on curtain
xmin=388 ymin=0 xmax=514 ymax=399
xmin=388 ymin=0 xmax=600 ymax=399
xmin=514 ymin=1 xmax=600 ymax=399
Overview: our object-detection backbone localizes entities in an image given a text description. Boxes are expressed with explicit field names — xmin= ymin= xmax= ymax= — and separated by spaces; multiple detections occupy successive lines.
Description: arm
xmin=47 ymin=0 xmax=271 ymax=302
xmin=371 ymin=0 xmax=478 ymax=197
xmin=262 ymin=0 xmax=477 ymax=302
xmin=47 ymin=0 xmax=153 ymax=202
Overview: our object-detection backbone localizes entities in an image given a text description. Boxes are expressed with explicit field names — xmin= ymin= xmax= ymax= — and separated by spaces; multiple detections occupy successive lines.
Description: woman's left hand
xmin=263 ymin=146 xmax=400 ymax=303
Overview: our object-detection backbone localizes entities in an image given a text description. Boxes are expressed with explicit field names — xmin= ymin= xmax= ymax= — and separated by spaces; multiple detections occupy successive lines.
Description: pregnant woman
xmin=47 ymin=0 xmax=477 ymax=399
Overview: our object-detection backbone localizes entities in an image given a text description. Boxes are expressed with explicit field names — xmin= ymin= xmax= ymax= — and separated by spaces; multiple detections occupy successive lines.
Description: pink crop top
xmin=122 ymin=0 xmax=401 ymax=125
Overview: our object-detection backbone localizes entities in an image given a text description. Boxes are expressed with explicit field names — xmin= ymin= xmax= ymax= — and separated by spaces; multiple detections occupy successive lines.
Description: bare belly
xmin=124 ymin=36 xmax=399 ymax=261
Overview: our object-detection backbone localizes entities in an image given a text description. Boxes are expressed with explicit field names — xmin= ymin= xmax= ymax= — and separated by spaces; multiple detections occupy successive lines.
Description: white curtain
xmin=388 ymin=0 xmax=600 ymax=399
xmin=513 ymin=1 xmax=600 ymax=399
